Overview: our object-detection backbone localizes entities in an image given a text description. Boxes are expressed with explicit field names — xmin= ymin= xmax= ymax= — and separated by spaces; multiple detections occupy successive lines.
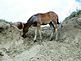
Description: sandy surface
xmin=0 ymin=16 xmax=81 ymax=61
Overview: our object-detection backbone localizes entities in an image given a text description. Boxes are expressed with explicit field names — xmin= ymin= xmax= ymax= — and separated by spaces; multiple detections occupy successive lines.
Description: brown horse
xmin=22 ymin=11 xmax=60 ymax=41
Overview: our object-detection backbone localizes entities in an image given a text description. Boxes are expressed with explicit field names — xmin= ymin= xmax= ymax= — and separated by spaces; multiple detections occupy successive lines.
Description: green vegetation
xmin=0 ymin=19 xmax=9 ymax=23
xmin=65 ymin=10 xmax=81 ymax=20
xmin=0 ymin=19 xmax=12 ymax=24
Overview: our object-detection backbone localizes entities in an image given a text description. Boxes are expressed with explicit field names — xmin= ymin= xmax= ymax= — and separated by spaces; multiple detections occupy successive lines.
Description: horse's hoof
xmin=34 ymin=40 xmax=37 ymax=42
xmin=22 ymin=35 xmax=26 ymax=38
xmin=0 ymin=52 xmax=4 ymax=56
xmin=50 ymin=39 xmax=53 ymax=41
xmin=50 ymin=37 xmax=54 ymax=41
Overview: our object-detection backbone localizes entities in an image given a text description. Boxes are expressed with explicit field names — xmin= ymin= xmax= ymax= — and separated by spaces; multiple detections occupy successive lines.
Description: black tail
xmin=57 ymin=18 xmax=60 ymax=24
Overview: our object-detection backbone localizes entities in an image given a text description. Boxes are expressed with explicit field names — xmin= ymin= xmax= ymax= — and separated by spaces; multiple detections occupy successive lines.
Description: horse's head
xmin=22 ymin=23 xmax=31 ymax=38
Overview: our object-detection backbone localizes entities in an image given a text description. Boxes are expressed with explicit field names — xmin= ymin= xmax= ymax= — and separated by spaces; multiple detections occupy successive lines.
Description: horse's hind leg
xmin=49 ymin=22 xmax=54 ymax=41
xmin=49 ymin=22 xmax=58 ymax=41
xmin=54 ymin=24 xmax=58 ymax=41
xmin=50 ymin=31 xmax=54 ymax=41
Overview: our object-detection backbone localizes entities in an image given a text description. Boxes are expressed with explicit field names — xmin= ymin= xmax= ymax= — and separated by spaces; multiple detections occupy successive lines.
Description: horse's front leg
xmin=38 ymin=27 xmax=42 ymax=40
xmin=34 ymin=27 xmax=37 ymax=42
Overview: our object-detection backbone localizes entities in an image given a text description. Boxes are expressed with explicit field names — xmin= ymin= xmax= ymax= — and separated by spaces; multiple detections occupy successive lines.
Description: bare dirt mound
xmin=0 ymin=13 xmax=81 ymax=61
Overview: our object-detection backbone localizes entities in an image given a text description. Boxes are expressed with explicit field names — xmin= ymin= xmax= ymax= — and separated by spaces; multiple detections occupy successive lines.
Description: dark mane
xmin=27 ymin=16 xmax=34 ymax=24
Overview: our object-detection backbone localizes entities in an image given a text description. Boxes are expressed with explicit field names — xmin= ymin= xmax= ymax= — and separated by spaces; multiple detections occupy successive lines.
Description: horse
xmin=22 ymin=11 xmax=60 ymax=42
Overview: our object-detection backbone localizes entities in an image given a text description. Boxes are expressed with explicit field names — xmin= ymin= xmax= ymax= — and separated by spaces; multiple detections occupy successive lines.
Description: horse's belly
xmin=41 ymin=20 xmax=50 ymax=25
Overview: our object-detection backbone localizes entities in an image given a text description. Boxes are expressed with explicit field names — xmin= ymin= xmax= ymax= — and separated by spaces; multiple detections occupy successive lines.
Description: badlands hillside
xmin=0 ymin=10 xmax=81 ymax=61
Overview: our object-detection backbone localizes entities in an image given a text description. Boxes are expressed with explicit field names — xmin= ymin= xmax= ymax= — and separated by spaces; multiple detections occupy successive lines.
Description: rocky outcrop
xmin=0 ymin=11 xmax=81 ymax=61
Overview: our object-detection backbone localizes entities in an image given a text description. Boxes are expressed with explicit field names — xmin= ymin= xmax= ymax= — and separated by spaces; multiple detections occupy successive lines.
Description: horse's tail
xmin=57 ymin=18 xmax=60 ymax=24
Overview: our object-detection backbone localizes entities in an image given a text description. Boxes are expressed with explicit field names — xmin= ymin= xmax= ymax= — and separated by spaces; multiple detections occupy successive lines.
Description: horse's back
xmin=27 ymin=11 xmax=59 ymax=26
xmin=36 ymin=11 xmax=58 ymax=24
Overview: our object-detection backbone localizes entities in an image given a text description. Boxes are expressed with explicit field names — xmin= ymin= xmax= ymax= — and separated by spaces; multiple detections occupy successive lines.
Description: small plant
xmin=65 ymin=10 xmax=81 ymax=20
xmin=0 ymin=19 xmax=12 ymax=24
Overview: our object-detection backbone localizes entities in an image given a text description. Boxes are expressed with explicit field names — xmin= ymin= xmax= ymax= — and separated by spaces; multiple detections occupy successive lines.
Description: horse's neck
xmin=25 ymin=23 xmax=32 ymax=28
